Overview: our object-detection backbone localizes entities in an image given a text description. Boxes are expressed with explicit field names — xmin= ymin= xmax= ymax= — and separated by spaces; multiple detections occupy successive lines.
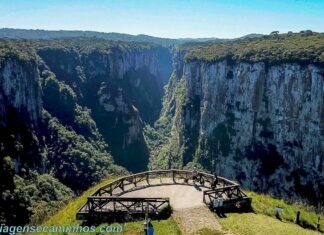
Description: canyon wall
xmin=37 ymin=42 xmax=172 ymax=170
xmin=157 ymin=57 xmax=323 ymax=204
xmin=0 ymin=39 xmax=172 ymax=224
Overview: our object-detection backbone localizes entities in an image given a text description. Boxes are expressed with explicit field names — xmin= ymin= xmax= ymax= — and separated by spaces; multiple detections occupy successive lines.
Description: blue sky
xmin=0 ymin=0 xmax=323 ymax=38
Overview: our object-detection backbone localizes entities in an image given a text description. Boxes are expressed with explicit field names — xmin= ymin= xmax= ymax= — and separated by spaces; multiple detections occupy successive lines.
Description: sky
xmin=0 ymin=0 xmax=323 ymax=39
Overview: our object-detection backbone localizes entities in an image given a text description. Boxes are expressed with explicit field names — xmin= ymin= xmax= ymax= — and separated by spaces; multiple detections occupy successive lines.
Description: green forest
xmin=185 ymin=31 xmax=324 ymax=64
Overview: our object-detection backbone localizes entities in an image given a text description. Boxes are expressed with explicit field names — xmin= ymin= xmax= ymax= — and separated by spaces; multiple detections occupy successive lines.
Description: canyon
xmin=0 ymin=32 xmax=323 ymax=224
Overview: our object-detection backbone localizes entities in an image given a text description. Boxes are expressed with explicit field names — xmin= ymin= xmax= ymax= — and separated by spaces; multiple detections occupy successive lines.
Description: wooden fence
xmin=76 ymin=169 xmax=250 ymax=220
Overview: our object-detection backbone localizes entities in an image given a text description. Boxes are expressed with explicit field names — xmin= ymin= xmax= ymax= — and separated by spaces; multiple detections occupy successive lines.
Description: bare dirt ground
xmin=122 ymin=183 xmax=206 ymax=209
xmin=121 ymin=180 xmax=231 ymax=234
xmin=173 ymin=206 xmax=225 ymax=234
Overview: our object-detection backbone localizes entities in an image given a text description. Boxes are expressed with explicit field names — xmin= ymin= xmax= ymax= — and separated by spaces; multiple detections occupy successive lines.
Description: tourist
xmin=211 ymin=173 xmax=218 ymax=189
xmin=146 ymin=219 xmax=154 ymax=235
xmin=192 ymin=167 xmax=198 ymax=182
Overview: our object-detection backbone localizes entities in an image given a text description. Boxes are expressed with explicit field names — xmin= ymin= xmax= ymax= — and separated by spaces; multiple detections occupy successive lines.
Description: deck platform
xmin=76 ymin=169 xmax=251 ymax=220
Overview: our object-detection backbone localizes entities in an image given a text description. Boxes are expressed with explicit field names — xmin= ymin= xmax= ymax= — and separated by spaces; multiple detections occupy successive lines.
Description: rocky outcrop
xmin=0 ymin=58 xmax=42 ymax=123
xmin=82 ymin=47 xmax=170 ymax=122
xmin=158 ymin=58 xmax=323 ymax=204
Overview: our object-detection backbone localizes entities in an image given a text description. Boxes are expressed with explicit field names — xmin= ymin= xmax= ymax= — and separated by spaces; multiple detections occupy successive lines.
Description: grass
xmin=41 ymin=176 xmax=181 ymax=235
xmin=216 ymin=191 xmax=322 ymax=235
xmin=218 ymin=213 xmax=320 ymax=235
xmin=122 ymin=219 xmax=181 ymax=235
xmin=42 ymin=177 xmax=118 ymax=228
xmin=41 ymin=177 xmax=322 ymax=235
xmin=195 ymin=228 xmax=223 ymax=235
xmin=247 ymin=191 xmax=321 ymax=230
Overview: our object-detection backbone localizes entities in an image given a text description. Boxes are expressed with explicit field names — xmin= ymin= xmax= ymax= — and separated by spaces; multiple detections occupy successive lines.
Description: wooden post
xmin=172 ymin=170 xmax=175 ymax=183
xmin=159 ymin=172 xmax=162 ymax=183
xmin=120 ymin=179 xmax=124 ymax=191
xmin=296 ymin=211 xmax=300 ymax=224
xmin=88 ymin=199 xmax=92 ymax=212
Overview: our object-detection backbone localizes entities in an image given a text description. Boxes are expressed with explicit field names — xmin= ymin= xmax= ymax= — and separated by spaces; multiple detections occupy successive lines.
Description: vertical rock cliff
xmin=0 ymin=49 xmax=43 ymax=173
xmin=0 ymin=44 xmax=75 ymax=225
xmin=36 ymin=40 xmax=172 ymax=171
xmin=0 ymin=39 xmax=172 ymax=224
xmin=156 ymin=55 xmax=323 ymax=204
xmin=0 ymin=57 xmax=41 ymax=123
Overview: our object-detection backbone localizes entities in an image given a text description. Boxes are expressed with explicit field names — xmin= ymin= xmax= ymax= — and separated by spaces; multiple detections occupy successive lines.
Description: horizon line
xmin=2 ymin=27 xmax=318 ymax=40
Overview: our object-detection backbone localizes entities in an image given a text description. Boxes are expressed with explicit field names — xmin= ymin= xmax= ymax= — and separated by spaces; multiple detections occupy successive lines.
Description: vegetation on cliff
xmin=0 ymin=39 xmax=36 ymax=64
xmin=0 ymin=38 xmax=172 ymax=225
xmin=185 ymin=31 xmax=324 ymax=64
xmin=0 ymin=28 xmax=226 ymax=46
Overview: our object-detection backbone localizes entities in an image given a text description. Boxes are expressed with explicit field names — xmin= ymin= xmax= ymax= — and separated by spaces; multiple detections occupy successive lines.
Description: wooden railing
xmin=76 ymin=169 xmax=250 ymax=220
xmin=88 ymin=196 xmax=169 ymax=213
xmin=76 ymin=197 xmax=170 ymax=220
xmin=203 ymin=185 xmax=249 ymax=204
xmin=92 ymin=169 xmax=238 ymax=197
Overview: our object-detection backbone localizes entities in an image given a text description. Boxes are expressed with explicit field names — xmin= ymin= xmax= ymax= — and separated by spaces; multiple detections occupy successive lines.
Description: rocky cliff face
xmin=0 ymin=39 xmax=172 ymax=224
xmin=36 ymin=42 xmax=172 ymax=171
xmin=157 ymin=58 xmax=323 ymax=204
xmin=0 ymin=57 xmax=42 ymax=123
xmin=0 ymin=55 xmax=43 ymax=175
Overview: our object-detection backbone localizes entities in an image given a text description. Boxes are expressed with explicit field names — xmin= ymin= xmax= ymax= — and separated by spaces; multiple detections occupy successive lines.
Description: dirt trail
xmin=173 ymin=206 xmax=226 ymax=234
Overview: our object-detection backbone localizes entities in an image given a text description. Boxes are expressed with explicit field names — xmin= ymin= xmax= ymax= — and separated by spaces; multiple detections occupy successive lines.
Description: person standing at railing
xmin=211 ymin=173 xmax=218 ymax=189
xmin=192 ymin=167 xmax=198 ymax=183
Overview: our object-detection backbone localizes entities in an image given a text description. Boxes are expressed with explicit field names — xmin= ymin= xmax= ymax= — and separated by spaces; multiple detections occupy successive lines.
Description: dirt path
xmin=173 ymin=206 xmax=231 ymax=235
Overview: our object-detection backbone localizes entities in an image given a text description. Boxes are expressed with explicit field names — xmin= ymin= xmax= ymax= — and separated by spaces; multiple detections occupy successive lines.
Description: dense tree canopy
xmin=185 ymin=32 xmax=324 ymax=65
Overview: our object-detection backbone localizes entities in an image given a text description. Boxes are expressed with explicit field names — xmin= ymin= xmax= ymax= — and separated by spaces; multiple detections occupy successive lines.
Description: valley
xmin=0 ymin=31 xmax=323 ymax=232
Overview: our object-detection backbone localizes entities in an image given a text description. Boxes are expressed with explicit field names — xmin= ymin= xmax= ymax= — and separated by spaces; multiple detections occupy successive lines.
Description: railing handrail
xmin=95 ymin=169 xmax=238 ymax=196
xmin=203 ymin=185 xmax=239 ymax=194
xmin=77 ymin=169 xmax=250 ymax=219
xmin=88 ymin=196 xmax=170 ymax=200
